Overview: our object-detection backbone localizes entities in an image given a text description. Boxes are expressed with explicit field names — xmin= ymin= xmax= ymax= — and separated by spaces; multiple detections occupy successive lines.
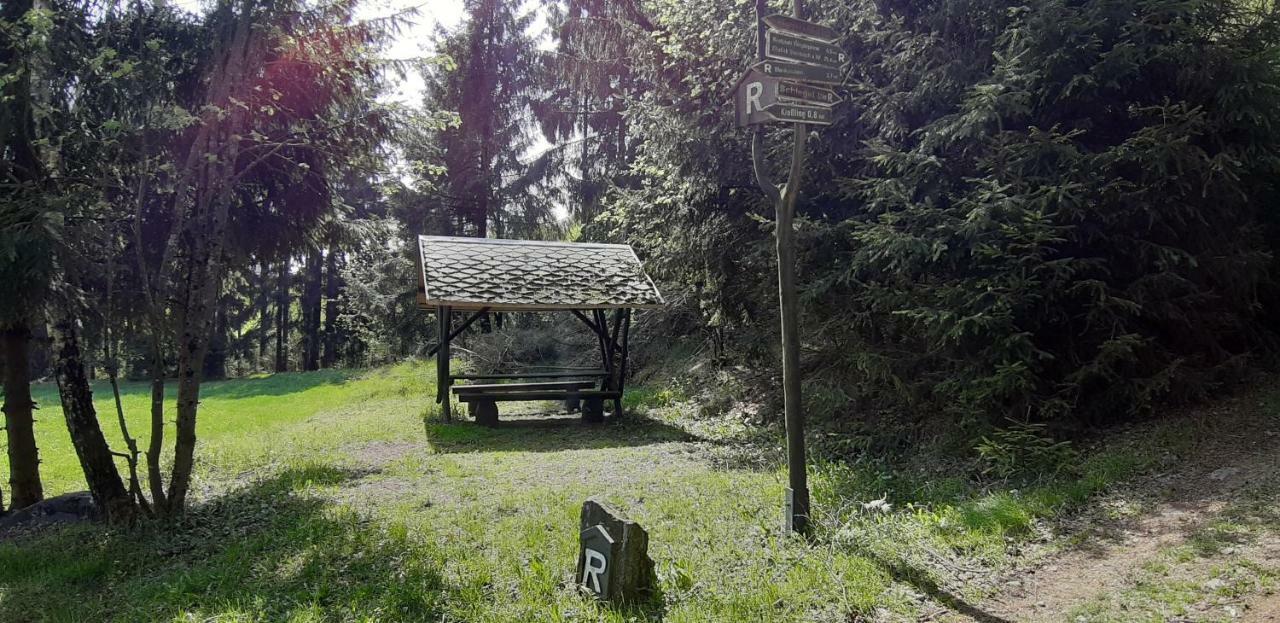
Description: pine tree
xmin=416 ymin=0 xmax=551 ymax=239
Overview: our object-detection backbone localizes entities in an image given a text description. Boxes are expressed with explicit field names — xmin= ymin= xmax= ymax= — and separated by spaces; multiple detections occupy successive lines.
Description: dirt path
xmin=1244 ymin=593 xmax=1280 ymax=622
xmin=948 ymin=397 xmax=1280 ymax=622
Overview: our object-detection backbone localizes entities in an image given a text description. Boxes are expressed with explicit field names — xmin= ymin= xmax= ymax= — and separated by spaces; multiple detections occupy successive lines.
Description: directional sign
xmin=765 ymin=30 xmax=847 ymax=68
xmin=760 ymin=102 xmax=832 ymax=125
xmin=736 ymin=69 xmax=841 ymax=126
xmin=777 ymin=81 xmax=841 ymax=106
xmin=737 ymin=73 xmax=835 ymax=126
xmin=752 ymin=59 xmax=843 ymax=85
xmin=762 ymin=14 xmax=839 ymax=43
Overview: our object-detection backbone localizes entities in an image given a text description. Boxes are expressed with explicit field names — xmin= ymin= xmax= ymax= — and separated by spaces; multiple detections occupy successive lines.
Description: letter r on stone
xmin=583 ymin=548 xmax=607 ymax=594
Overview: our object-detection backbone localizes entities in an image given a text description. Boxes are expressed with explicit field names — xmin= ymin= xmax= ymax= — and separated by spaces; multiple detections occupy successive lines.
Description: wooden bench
xmin=451 ymin=371 xmax=607 ymax=381
xmin=451 ymin=380 xmax=598 ymax=394
xmin=452 ymin=381 xmax=622 ymax=426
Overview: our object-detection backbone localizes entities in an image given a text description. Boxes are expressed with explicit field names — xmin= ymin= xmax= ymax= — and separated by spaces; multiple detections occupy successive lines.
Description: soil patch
xmin=970 ymin=392 xmax=1280 ymax=622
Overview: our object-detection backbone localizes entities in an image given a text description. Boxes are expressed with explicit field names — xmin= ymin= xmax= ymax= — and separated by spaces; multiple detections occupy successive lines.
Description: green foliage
xmin=834 ymin=0 xmax=1280 ymax=425
xmin=975 ymin=422 xmax=1079 ymax=481
xmin=400 ymin=0 xmax=557 ymax=240
xmin=595 ymin=0 xmax=1280 ymax=430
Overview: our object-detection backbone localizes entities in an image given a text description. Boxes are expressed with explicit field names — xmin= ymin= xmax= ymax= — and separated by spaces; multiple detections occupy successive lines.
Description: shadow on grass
xmin=30 ymin=369 xmax=368 ymax=406
xmin=200 ymin=368 xmax=366 ymax=399
xmin=864 ymin=550 xmax=1014 ymax=623
xmin=0 ymin=463 xmax=446 ymax=622
xmin=426 ymin=412 xmax=700 ymax=454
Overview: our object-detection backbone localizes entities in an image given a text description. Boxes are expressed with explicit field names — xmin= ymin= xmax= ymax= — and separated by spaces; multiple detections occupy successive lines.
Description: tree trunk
xmin=50 ymin=312 xmax=135 ymax=524
xmin=301 ymin=248 xmax=322 ymax=371
xmin=321 ymin=247 xmax=339 ymax=368
xmin=2 ymin=325 xmax=43 ymax=509
xmin=202 ymin=295 xmax=228 ymax=380
xmin=275 ymin=258 xmax=291 ymax=372
xmin=258 ymin=261 xmax=272 ymax=368
xmin=145 ymin=338 xmax=167 ymax=509
xmin=166 ymin=246 xmax=217 ymax=514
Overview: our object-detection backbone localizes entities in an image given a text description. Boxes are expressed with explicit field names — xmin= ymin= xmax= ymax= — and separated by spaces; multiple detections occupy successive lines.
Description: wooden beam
xmin=525 ymin=365 xmax=606 ymax=371
xmin=426 ymin=307 xmax=490 ymax=357
xmin=617 ymin=310 xmax=632 ymax=405
xmin=570 ymin=309 xmax=607 ymax=339
xmin=416 ymin=293 xmax=665 ymax=312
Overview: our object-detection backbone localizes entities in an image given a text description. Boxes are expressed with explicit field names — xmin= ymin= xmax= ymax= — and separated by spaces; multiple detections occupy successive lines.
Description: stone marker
xmin=575 ymin=499 xmax=655 ymax=603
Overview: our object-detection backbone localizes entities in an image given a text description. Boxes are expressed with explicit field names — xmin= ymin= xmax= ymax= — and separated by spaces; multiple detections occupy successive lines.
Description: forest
xmin=3 ymin=0 xmax=1280 ymax=620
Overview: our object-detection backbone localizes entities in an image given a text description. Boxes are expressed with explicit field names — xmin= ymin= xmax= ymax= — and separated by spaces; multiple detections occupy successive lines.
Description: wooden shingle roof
xmin=416 ymin=236 xmax=665 ymax=311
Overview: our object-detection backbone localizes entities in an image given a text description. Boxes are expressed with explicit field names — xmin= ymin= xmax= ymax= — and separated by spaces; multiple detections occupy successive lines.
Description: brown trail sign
xmin=752 ymin=59 xmax=843 ymax=85
xmin=735 ymin=70 xmax=841 ymax=127
xmin=762 ymin=13 xmax=839 ymax=42
xmin=765 ymin=30 xmax=847 ymax=68
xmin=778 ymin=81 xmax=841 ymax=106
xmin=760 ymin=102 xmax=832 ymax=125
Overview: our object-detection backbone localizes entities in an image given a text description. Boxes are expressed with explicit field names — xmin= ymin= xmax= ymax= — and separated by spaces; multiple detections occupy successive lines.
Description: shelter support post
xmin=607 ymin=309 xmax=624 ymax=416
xmin=592 ymin=309 xmax=611 ymax=385
xmin=436 ymin=305 xmax=452 ymax=422
xmin=616 ymin=310 xmax=631 ymax=417
xmin=572 ymin=308 xmax=633 ymax=418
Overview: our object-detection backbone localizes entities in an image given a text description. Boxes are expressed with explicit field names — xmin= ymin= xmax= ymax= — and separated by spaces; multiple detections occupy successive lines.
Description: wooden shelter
xmin=417 ymin=236 xmax=665 ymax=425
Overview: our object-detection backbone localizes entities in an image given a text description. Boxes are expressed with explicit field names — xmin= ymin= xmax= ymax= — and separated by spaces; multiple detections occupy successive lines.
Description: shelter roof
xmin=417 ymin=235 xmax=665 ymax=311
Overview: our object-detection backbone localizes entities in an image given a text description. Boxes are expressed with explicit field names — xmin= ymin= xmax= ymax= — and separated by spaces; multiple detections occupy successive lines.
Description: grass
xmin=0 ymin=361 xmax=1200 ymax=622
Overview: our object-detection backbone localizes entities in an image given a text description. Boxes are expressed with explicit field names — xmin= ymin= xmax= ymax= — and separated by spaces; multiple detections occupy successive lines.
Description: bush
xmin=605 ymin=0 xmax=1280 ymax=432
xmin=975 ymin=422 xmax=1079 ymax=482
xmin=830 ymin=0 xmax=1280 ymax=427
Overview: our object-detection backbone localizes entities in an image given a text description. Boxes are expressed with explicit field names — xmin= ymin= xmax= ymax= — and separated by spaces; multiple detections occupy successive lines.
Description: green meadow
xmin=0 ymin=363 xmax=1264 ymax=622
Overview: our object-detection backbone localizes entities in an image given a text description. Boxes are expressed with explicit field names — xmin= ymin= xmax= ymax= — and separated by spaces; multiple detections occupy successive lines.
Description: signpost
xmin=734 ymin=0 xmax=846 ymax=534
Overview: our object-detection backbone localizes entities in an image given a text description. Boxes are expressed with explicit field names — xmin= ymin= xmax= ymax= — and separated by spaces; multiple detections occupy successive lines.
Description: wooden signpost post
xmin=734 ymin=0 xmax=844 ymax=534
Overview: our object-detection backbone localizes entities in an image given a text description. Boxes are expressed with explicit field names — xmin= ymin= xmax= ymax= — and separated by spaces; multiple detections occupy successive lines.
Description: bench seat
xmin=450 ymin=371 xmax=607 ymax=381
xmin=454 ymin=389 xmax=622 ymax=402
xmin=452 ymin=380 xmax=597 ymax=393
